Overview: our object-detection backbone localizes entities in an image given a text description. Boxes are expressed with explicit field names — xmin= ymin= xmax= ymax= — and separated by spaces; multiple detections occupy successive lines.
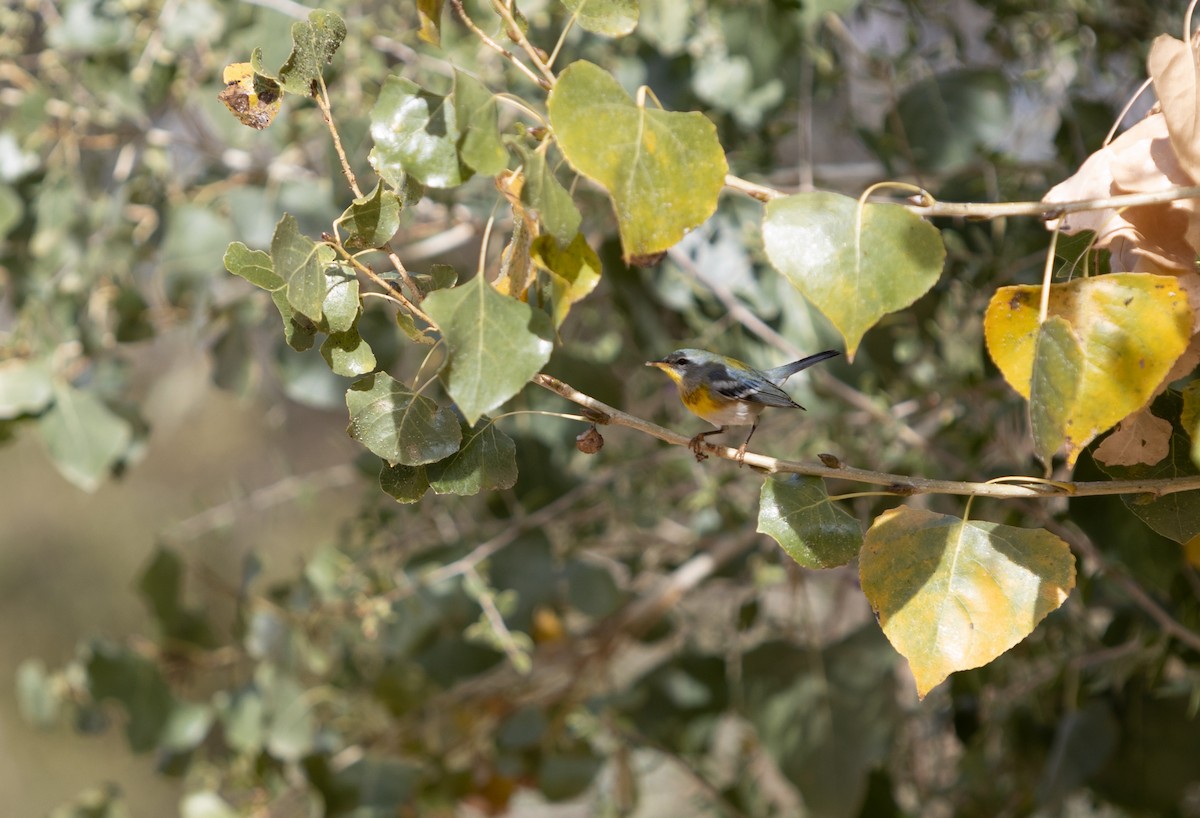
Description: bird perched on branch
xmin=646 ymin=348 xmax=840 ymax=463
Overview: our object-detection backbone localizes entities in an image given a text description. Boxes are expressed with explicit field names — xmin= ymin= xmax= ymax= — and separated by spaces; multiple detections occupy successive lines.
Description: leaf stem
xmin=492 ymin=0 xmax=558 ymax=87
xmin=532 ymin=373 xmax=1200 ymax=500
xmin=328 ymin=239 xmax=438 ymax=328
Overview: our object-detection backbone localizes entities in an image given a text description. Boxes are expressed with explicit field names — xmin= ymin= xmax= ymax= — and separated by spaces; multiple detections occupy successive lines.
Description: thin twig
xmin=491 ymin=0 xmax=557 ymax=87
xmin=450 ymin=0 xmax=551 ymax=91
xmin=533 ymin=373 xmax=1200 ymax=500
xmin=328 ymin=239 xmax=437 ymax=328
xmin=1040 ymin=516 xmax=1200 ymax=654
xmin=315 ymin=75 xmax=363 ymax=199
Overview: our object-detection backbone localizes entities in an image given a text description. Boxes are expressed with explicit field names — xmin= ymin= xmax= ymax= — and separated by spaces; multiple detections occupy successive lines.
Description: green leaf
xmin=137 ymin=547 xmax=216 ymax=647
xmin=217 ymin=688 xmax=265 ymax=755
xmin=370 ymin=76 xmax=470 ymax=189
xmin=454 ymin=70 xmax=508 ymax=176
xmin=271 ymin=213 xmax=325 ymax=321
xmin=1029 ymin=316 xmax=1084 ymax=466
xmin=339 ymin=181 xmax=401 ymax=251
xmin=423 ymin=274 xmax=554 ymax=425
xmin=379 ymin=461 xmax=430 ymax=504
xmin=271 ymin=290 xmax=319 ymax=352
xmin=181 ymin=792 xmax=240 ymax=818
xmin=346 ymin=372 xmax=462 ymax=465
xmin=277 ymin=9 xmax=347 ymax=96
xmin=985 ymin=273 xmax=1193 ymax=465
xmin=322 ymin=269 xmax=360 ymax=333
xmin=530 ymin=233 xmax=601 ymax=327
xmin=0 ymin=358 xmax=55 ymax=418
xmin=548 ymin=60 xmax=727 ymax=261
xmin=756 ymin=475 xmax=863 ymax=568
xmin=516 ymin=144 xmax=581 ymax=247
xmin=321 ymin=328 xmax=377 ymax=377
xmin=560 ymin=0 xmax=638 ymax=37
xmin=417 ymin=0 xmax=445 ymax=45
xmin=87 ymin=642 xmax=174 ymax=752
xmin=263 ymin=671 xmax=316 ymax=761
xmin=859 ymin=507 xmax=1075 ymax=698
xmin=428 ymin=418 xmax=518 ymax=495
xmin=161 ymin=702 xmax=214 ymax=752
xmin=762 ymin=191 xmax=945 ymax=359
xmin=37 ymin=381 xmax=133 ymax=492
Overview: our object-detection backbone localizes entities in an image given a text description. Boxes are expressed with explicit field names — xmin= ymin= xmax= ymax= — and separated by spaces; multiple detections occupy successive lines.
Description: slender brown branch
xmin=491 ymin=0 xmax=557 ymax=87
xmin=315 ymin=75 xmax=363 ymax=199
xmin=329 ymin=239 xmax=437 ymax=328
xmin=1040 ymin=516 xmax=1200 ymax=654
xmin=532 ymin=373 xmax=1200 ymax=500
xmin=450 ymin=0 xmax=551 ymax=91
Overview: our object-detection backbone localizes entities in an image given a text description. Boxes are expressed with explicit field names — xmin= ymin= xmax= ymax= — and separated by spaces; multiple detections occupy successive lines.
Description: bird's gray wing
xmin=705 ymin=361 xmax=801 ymax=408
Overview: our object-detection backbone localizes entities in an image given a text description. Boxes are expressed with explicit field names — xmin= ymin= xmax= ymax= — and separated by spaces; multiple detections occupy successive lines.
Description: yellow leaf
xmin=859 ymin=507 xmax=1075 ymax=699
xmin=217 ymin=62 xmax=282 ymax=130
xmin=984 ymin=273 xmax=1193 ymax=465
xmin=1185 ymin=533 xmax=1200 ymax=569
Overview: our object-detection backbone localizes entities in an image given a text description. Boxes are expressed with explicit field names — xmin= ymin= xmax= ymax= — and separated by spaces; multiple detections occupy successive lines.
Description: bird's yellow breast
xmin=682 ymin=384 xmax=761 ymax=427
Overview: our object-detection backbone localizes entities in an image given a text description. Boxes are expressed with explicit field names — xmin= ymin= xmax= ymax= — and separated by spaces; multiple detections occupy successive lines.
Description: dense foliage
xmin=5 ymin=0 xmax=1200 ymax=815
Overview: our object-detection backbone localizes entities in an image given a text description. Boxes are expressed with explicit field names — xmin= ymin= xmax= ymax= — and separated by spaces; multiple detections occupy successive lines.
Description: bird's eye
xmin=672 ymin=356 xmax=690 ymax=367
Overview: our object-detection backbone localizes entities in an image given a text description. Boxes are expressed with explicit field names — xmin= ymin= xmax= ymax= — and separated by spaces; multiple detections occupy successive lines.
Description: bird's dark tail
xmin=764 ymin=350 xmax=840 ymax=383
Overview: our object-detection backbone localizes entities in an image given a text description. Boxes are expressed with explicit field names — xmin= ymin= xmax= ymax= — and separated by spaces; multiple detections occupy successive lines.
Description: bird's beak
xmin=645 ymin=360 xmax=667 ymax=370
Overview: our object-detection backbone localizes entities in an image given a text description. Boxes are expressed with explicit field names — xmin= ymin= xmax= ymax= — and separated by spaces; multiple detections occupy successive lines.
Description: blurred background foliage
xmin=4 ymin=0 xmax=1200 ymax=815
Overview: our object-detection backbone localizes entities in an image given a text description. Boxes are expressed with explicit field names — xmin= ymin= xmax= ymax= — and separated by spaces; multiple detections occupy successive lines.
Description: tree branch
xmin=532 ymin=373 xmax=1200 ymax=500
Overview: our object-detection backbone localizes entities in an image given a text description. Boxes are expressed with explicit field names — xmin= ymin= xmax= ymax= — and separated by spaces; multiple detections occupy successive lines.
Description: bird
xmin=646 ymin=348 xmax=840 ymax=463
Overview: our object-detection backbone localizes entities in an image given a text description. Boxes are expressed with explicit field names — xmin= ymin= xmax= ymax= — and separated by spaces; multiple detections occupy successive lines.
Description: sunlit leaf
xmin=277 ymin=9 xmax=347 ymax=96
xmin=423 ymin=274 xmax=554 ymax=425
xmin=560 ymin=0 xmax=638 ymax=37
xmin=271 ymin=213 xmax=326 ymax=322
xmin=762 ymin=191 xmax=945 ymax=359
xmin=1148 ymin=35 xmax=1200 ymax=180
xmin=530 ymin=233 xmax=601 ymax=327
xmin=429 ymin=418 xmax=518 ymax=495
xmin=339 ymin=181 xmax=401 ymax=251
xmin=37 ymin=381 xmax=133 ymax=492
xmin=985 ymin=273 xmax=1192 ymax=465
xmin=224 ymin=241 xmax=282 ymax=290
xmin=370 ymin=76 xmax=469 ymax=189
xmin=859 ymin=507 xmax=1075 ymax=698
xmin=0 ymin=358 xmax=55 ymax=419
xmin=454 ymin=69 xmax=508 ymax=176
xmin=756 ymin=474 xmax=862 ymax=568
xmin=322 ymin=269 xmax=360 ymax=333
xmin=548 ymin=60 xmax=726 ymax=261
xmin=515 ymin=145 xmax=581 ymax=247
xmin=321 ymin=328 xmax=376 ymax=377
xmin=346 ymin=372 xmax=461 ymax=465
xmin=1029 ymin=316 xmax=1084 ymax=466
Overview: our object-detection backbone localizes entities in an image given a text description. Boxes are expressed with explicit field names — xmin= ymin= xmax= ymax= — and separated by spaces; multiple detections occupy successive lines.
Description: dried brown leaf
xmin=1148 ymin=34 xmax=1200 ymax=180
xmin=1093 ymin=408 xmax=1172 ymax=467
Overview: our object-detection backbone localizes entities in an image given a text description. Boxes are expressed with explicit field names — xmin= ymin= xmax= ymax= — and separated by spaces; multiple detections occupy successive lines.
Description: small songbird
xmin=646 ymin=348 xmax=840 ymax=462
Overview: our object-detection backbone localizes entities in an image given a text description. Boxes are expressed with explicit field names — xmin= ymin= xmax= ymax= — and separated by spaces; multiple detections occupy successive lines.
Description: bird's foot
xmin=735 ymin=443 xmax=748 ymax=467
xmin=688 ymin=433 xmax=709 ymax=461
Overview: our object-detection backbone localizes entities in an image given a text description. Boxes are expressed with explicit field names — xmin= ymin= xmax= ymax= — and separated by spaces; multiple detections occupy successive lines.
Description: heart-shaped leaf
xmin=423 ymin=274 xmax=554 ymax=425
xmin=548 ymin=60 xmax=726 ymax=261
xmin=530 ymin=233 xmax=601 ymax=327
xmin=984 ymin=273 xmax=1192 ymax=465
xmin=345 ymin=373 xmax=461 ymax=466
xmin=428 ymin=418 xmax=518 ymax=495
xmin=859 ymin=507 xmax=1075 ymax=698
xmin=756 ymin=475 xmax=862 ymax=568
xmin=339 ymin=181 xmax=401 ymax=251
xmin=370 ymin=76 xmax=469 ymax=189
xmin=762 ymin=191 xmax=945 ymax=359
xmin=454 ymin=69 xmax=508 ymax=176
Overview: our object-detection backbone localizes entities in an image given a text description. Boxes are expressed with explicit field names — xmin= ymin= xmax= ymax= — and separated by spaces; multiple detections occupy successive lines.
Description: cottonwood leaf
xmin=859 ymin=507 xmax=1075 ymax=698
xmin=276 ymin=9 xmax=346 ymax=96
xmin=1148 ymin=35 xmax=1200 ymax=180
xmin=423 ymin=274 xmax=554 ymax=425
xmin=271 ymin=214 xmax=326 ymax=322
xmin=322 ymin=269 xmax=360 ymax=333
xmin=1029 ymin=316 xmax=1084 ymax=466
xmin=515 ymin=144 xmax=582 ymax=247
xmin=379 ymin=461 xmax=430 ymax=504
xmin=560 ymin=0 xmax=638 ymax=37
xmin=321 ymin=329 xmax=376 ymax=377
xmin=984 ymin=273 xmax=1192 ymax=465
xmin=530 ymin=233 xmax=601 ymax=327
xmin=756 ymin=474 xmax=862 ymax=569
xmin=345 ymin=373 xmax=461 ymax=466
xmin=548 ymin=60 xmax=726 ymax=261
xmin=428 ymin=418 xmax=518 ymax=495
xmin=762 ymin=191 xmax=945 ymax=359
xmin=37 ymin=381 xmax=133 ymax=492
xmin=270 ymin=290 xmax=318 ymax=351
xmin=454 ymin=70 xmax=508 ymax=176
xmin=1093 ymin=408 xmax=1172 ymax=467
xmin=370 ymin=76 xmax=469 ymax=189
xmin=224 ymin=242 xmax=282 ymax=290
xmin=217 ymin=63 xmax=282 ymax=130
xmin=417 ymin=0 xmax=445 ymax=45
xmin=339 ymin=181 xmax=401 ymax=251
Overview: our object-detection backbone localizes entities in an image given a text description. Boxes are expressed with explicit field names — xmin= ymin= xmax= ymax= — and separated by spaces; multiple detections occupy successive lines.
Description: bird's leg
xmin=688 ymin=427 xmax=726 ymax=461
xmin=735 ymin=422 xmax=759 ymax=466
